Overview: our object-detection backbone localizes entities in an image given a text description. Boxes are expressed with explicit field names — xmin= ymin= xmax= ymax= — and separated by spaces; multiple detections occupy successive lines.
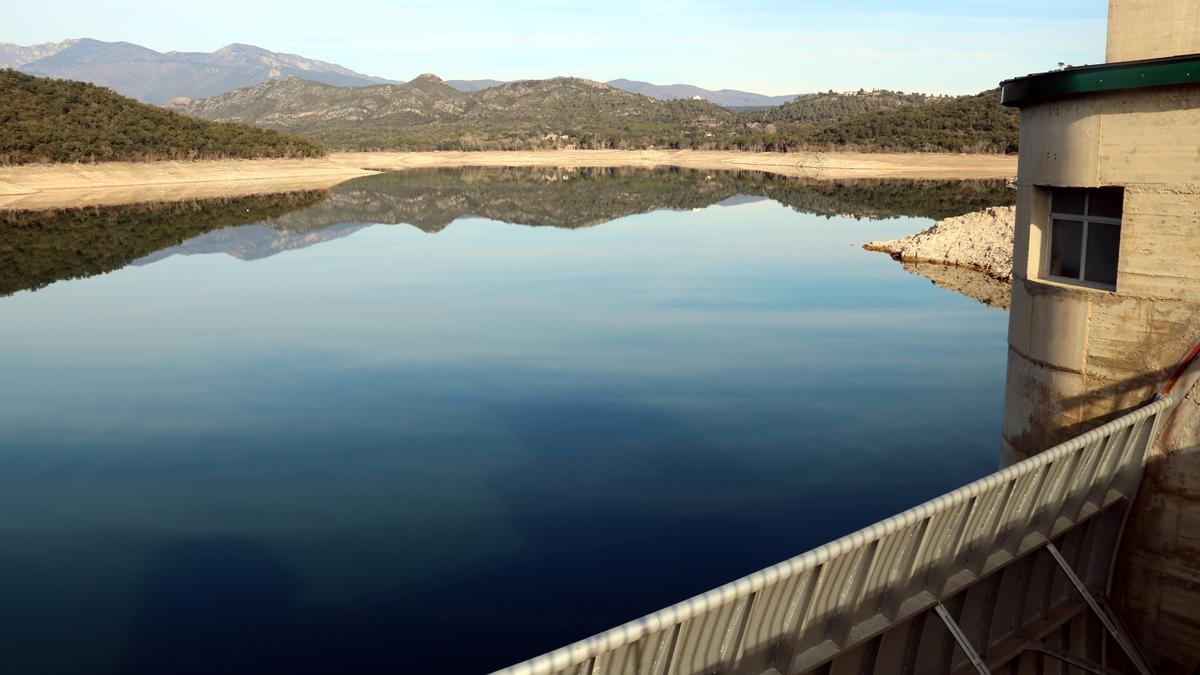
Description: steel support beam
xmin=1024 ymin=642 xmax=1125 ymax=675
xmin=934 ymin=603 xmax=992 ymax=675
xmin=1045 ymin=542 xmax=1154 ymax=675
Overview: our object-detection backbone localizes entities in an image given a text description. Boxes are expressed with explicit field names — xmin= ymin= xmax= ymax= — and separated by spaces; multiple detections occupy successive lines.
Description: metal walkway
xmin=494 ymin=396 xmax=1173 ymax=675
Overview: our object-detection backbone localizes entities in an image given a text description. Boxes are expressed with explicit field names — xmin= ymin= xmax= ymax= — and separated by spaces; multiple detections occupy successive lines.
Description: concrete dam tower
xmin=1001 ymin=0 xmax=1200 ymax=669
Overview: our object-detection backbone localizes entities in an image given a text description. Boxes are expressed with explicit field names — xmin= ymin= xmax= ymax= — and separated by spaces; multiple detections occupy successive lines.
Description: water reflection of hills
xmin=0 ymin=192 xmax=326 ymax=296
xmin=263 ymin=167 xmax=1015 ymax=234
xmin=144 ymin=168 xmax=1013 ymax=261
xmin=135 ymin=222 xmax=371 ymax=263
xmin=0 ymin=167 xmax=1014 ymax=297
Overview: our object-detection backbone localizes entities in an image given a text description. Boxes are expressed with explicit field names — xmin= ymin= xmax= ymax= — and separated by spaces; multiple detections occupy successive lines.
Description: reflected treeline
xmin=0 ymin=192 xmax=326 ymax=296
xmin=260 ymin=167 xmax=1015 ymax=235
xmin=1 ymin=167 xmax=1015 ymax=296
xmin=781 ymin=176 xmax=1015 ymax=221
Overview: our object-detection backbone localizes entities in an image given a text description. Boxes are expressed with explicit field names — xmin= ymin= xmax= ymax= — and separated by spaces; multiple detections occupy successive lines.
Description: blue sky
xmin=8 ymin=0 xmax=1107 ymax=94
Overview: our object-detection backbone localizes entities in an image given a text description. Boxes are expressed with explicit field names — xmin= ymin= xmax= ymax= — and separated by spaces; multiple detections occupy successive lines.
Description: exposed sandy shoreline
xmin=0 ymin=158 xmax=375 ymax=210
xmin=0 ymin=150 xmax=1017 ymax=210
xmin=335 ymin=150 xmax=1017 ymax=179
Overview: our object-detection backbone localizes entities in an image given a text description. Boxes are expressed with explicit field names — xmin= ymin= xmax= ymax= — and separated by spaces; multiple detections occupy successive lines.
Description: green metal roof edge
xmin=1000 ymin=53 xmax=1200 ymax=107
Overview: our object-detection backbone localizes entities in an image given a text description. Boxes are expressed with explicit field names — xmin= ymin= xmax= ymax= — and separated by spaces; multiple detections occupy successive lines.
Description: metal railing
xmin=494 ymin=396 xmax=1173 ymax=675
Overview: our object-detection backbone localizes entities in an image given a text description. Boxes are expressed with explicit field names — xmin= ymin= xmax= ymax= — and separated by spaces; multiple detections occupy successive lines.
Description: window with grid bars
xmin=1046 ymin=187 xmax=1123 ymax=289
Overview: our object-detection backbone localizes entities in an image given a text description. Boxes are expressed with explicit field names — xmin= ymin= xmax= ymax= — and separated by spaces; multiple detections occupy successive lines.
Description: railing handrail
xmin=493 ymin=395 xmax=1173 ymax=675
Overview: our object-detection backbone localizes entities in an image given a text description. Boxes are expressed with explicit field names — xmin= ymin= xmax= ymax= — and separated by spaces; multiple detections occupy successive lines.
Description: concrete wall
xmin=1113 ymin=376 xmax=1200 ymax=672
xmin=1005 ymin=85 xmax=1200 ymax=671
xmin=1107 ymin=0 xmax=1200 ymax=62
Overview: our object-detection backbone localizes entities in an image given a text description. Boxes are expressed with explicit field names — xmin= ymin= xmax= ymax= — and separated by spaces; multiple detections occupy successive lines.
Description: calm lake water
xmin=0 ymin=169 xmax=1013 ymax=674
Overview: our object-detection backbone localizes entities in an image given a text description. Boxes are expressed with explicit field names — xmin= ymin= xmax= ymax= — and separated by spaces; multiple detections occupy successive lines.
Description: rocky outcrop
xmin=0 ymin=39 xmax=78 ymax=68
xmin=864 ymin=205 xmax=1015 ymax=281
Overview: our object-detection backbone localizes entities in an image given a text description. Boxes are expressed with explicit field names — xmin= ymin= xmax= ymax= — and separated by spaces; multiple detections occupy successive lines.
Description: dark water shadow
xmin=118 ymin=538 xmax=302 ymax=675
xmin=443 ymin=397 xmax=933 ymax=672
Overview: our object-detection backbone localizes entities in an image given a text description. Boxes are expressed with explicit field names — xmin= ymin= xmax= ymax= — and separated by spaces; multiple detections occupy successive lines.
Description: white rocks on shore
xmin=864 ymin=205 xmax=1016 ymax=281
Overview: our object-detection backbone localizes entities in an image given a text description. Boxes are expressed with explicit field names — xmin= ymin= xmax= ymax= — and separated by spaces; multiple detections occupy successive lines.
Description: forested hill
xmin=758 ymin=90 xmax=938 ymax=125
xmin=171 ymin=76 xmax=1017 ymax=154
xmin=2 ymin=68 xmax=1017 ymax=159
xmin=171 ymin=75 xmax=735 ymax=151
xmin=170 ymin=74 xmax=468 ymax=129
xmin=792 ymin=89 xmax=1019 ymax=154
xmin=0 ymin=70 xmax=325 ymax=165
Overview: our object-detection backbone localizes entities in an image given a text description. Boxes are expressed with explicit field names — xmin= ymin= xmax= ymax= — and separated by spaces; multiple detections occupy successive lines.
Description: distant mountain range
xmin=448 ymin=77 xmax=799 ymax=107
xmin=446 ymin=79 xmax=508 ymax=93
xmin=2 ymin=39 xmax=798 ymax=108
xmin=5 ymin=38 xmax=396 ymax=104
xmin=303 ymin=73 xmax=803 ymax=109
xmin=2 ymin=38 xmax=1018 ymax=155
xmin=603 ymin=79 xmax=797 ymax=107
